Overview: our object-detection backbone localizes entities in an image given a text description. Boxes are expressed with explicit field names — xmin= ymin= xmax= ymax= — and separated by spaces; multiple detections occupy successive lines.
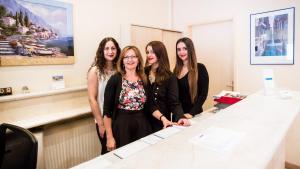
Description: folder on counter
xmin=214 ymin=96 xmax=242 ymax=104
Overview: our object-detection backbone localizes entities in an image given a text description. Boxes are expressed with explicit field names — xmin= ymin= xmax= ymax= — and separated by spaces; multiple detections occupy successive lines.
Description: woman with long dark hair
xmin=145 ymin=41 xmax=190 ymax=132
xmin=87 ymin=37 xmax=120 ymax=154
xmin=174 ymin=37 xmax=209 ymax=118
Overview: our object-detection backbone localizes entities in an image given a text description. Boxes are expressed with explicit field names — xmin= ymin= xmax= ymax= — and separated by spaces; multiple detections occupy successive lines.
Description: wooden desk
xmin=72 ymin=91 xmax=300 ymax=169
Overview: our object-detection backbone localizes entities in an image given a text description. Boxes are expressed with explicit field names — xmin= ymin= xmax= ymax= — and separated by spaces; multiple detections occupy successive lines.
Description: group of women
xmin=87 ymin=37 xmax=209 ymax=154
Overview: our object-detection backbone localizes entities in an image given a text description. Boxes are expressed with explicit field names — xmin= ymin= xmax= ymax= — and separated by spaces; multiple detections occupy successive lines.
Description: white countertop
xmin=0 ymin=88 xmax=91 ymax=129
xmin=72 ymin=90 xmax=300 ymax=169
xmin=9 ymin=105 xmax=91 ymax=129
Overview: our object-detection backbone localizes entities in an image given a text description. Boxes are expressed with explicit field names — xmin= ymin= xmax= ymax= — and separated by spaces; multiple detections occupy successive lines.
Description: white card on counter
xmin=154 ymin=126 xmax=181 ymax=139
xmin=189 ymin=127 xmax=245 ymax=153
xmin=113 ymin=140 xmax=150 ymax=159
xmin=140 ymin=134 xmax=163 ymax=145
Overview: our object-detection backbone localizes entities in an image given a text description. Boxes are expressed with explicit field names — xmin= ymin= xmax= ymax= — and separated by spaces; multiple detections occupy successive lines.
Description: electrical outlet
xmin=0 ymin=87 xmax=12 ymax=96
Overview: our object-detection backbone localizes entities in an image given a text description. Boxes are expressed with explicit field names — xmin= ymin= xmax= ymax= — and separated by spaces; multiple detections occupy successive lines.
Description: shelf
xmin=0 ymin=85 xmax=87 ymax=103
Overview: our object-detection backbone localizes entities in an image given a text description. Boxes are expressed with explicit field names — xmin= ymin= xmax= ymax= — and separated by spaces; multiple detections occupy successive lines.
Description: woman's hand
xmin=184 ymin=113 xmax=193 ymax=119
xmin=106 ymin=136 xmax=116 ymax=151
xmin=161 ymin=116 xmax=176 ymax=128
xmin=98 ymin=124 xmax=105 ymax=138
xmin=177 ymin=118 xmax=191 ymax=126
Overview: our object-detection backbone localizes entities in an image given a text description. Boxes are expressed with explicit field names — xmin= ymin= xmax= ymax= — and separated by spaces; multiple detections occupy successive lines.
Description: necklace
xmin=149 ymin=74 xmax=155 ymax=84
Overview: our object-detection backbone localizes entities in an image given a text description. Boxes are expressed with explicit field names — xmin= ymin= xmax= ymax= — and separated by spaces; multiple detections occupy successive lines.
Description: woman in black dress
xmin=174 ymin=37 xmax=209 ymax=118
xmin=145 ymin=41 xmax=190 ymax=132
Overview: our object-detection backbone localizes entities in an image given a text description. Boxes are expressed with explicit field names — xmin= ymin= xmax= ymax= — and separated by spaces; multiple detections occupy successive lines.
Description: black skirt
xmin=113 ymin=109 xmax=152 ymax=148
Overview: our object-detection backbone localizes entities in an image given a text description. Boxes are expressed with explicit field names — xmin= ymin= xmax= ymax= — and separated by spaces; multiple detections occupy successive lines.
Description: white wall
xmin=173 ymin=0 xmax=299 ymax=94
xmin=0 ymin=0 xmax=172 ymax=93
xmin=173 ymin=0 xmax=300 ymax=165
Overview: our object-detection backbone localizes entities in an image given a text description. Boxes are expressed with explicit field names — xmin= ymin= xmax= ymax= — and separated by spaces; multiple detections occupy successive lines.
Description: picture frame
xmin=250 ymin=7 xmax=295 ymax=65
xmin=0 ymin=0 xmax=74 ymax=66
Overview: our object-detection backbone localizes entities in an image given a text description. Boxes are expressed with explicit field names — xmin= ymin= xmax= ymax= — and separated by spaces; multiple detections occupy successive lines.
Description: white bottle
xmin=262 ymin=69 xmax=275 ymax=95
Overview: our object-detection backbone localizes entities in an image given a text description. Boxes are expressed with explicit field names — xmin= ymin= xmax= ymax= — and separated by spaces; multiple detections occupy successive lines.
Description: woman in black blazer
xmin=145 ymin=41 xmax=190 ymax=132
xmin=174 ymin=37 xmax=209 ymax=118
xmin=103 ymin=46 xmax=152 ymax=151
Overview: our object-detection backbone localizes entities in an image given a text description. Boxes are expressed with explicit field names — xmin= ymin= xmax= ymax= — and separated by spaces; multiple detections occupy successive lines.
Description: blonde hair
xmin=117 ymin=46 xmax=147 ymax=84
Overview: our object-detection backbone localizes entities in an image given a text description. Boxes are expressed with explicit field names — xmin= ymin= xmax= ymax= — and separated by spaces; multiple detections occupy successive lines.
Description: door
xmin=191 ymin=20 xmax=234 ymax=110
xmin=131 ymin=25 xmax=162 ymax=63
xmin=131 ymin=25 xmax=182 ymax=69
xmin=162 ymin=31 xmax=182 ymax=70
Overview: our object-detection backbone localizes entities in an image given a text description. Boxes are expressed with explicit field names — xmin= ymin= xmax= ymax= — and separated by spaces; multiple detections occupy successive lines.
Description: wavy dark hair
xmin=173 ymin=37 xmax=198 ymax=103
xmin=89 ymin=37 xmax=121 ymax=79
xmin=117 ymin=46 xmax=147 ymax=84
xmin=145 ymin=41 xmax=171 ymax=85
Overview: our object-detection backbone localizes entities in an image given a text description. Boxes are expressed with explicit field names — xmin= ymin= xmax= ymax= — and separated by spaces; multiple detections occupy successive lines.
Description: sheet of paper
xmin=189 ymin=127 xmax=245 ymax=153
xmin=172 ymin=119 xmax=196 ymax=130
xmin=140 ymin=134 xmax=163 ymax=145
xmin=189 ymin=119 xmax=196 ymax=125
xmin=172 ymin=125 xmax=187 ymax=130
xmin=113 ymin=140 xmax=150 ymax=159
xmin=153 ymin=126 xmax=181 ymax=139
xmin=71 ymin=156 xmax=112 ymax=169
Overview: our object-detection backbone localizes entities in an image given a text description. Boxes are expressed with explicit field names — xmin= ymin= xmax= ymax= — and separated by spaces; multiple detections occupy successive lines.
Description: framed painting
xmin=0 ymin=0 xmax=74 ymax=66
xmin=250 ymin=7 xmax=295 ymax=65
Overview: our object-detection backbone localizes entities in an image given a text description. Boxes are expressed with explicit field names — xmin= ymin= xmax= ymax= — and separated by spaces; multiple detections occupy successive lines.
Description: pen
xmin=198 ymin=134 xmax=204 ymax=139
xmin=170 ymin=112 xmax=173 ymax=122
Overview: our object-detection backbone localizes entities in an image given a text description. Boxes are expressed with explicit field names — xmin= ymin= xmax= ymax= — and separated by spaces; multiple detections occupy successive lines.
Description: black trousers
xmin=113 ymin=109 xmax=152 ymax=148
xmin=95 ymin=123 xmax=108 ymax=155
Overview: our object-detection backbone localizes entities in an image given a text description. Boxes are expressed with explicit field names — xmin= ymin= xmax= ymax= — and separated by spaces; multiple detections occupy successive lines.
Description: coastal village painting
xmin=0 ymin=0 xmax=74 ymax=66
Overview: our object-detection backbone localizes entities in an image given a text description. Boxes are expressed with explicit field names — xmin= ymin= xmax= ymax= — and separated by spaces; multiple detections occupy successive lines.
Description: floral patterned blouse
xmin=118 ymin=78 xmax=146 ymax=110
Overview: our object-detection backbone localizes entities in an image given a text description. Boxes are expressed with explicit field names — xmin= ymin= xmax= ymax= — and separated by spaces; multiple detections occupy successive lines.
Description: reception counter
xmin=72 ymin=91 xmax=300 ymax=169
xmin=0 ymin=86 xmax=101 ymax=169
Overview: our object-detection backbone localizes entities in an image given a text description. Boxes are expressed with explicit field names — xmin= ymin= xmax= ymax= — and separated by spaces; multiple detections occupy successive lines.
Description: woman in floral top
xmin=103 ymin=46 xmax=152 ymax=151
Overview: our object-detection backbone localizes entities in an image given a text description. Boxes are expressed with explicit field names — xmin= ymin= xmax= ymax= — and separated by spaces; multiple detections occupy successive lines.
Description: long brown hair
xmin=145 ymin=41 xmax=171 ymax=84
xmin=174 ymin=37 xmax=198 ymax=103
xmin=117 ymin=46 xmax=147 ymax=84
xmin=88 ymin=37 xmax=121 ymax=79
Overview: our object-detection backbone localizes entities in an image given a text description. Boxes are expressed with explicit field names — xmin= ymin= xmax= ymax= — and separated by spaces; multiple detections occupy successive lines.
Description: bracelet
xmin=159 ymin=114 xmax=164 ymax=121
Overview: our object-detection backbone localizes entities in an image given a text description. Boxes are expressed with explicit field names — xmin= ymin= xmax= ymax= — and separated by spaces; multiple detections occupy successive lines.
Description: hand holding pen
xmin=160 ymin=115 xmax=176 ymax=128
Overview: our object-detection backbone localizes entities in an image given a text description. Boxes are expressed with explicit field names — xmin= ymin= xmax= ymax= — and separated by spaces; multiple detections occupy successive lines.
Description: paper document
xmin=113 ymin=140 xmax=150 ymax=159
xmin=71 ymin=156 xmax=112 ymax=169
xmin=154 ymin=126 xmax=181 ymax=139
xmin=140 ymin=134 xmax=163 ymax=145
xmin=173 ymin=125 xmax=187 ymax=130
xmin=189 ymin=119 xmax=197 ymax=125
xmin=189 ymin=127 xmax=245 ymax=153
xmin=173 ymin=119 xmax=196 ymax=130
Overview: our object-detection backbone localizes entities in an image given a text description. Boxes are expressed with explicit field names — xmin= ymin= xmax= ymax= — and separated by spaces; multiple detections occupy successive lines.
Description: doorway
xmin=190 ymin=20 xmax=234 ymax=110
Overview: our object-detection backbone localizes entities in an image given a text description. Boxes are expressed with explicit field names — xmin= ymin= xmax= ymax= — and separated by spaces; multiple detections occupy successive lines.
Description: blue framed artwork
xmin=0 ymin=0 xmax=74 ymax=66
xmin=250 ymin=7 xmax=295 ymax=65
